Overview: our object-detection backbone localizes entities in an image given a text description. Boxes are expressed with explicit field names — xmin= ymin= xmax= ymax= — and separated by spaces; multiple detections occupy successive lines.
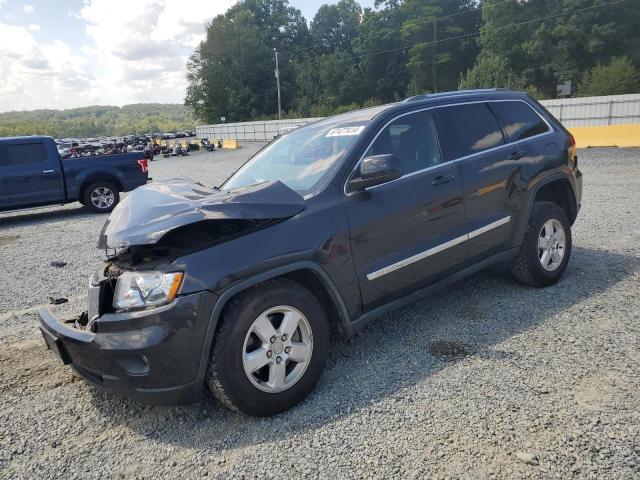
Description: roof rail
xmin=402 ymin=88 xmax=512 ymax=103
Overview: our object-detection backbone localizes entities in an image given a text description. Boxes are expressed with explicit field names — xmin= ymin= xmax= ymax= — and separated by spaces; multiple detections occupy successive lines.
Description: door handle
xmin=508 ymin=150 xmax=526 ymax=160
xmin=41 ymin=169 xmax=55 ymax=174
xmin=431 ymin=173 xmax=455 ymax=186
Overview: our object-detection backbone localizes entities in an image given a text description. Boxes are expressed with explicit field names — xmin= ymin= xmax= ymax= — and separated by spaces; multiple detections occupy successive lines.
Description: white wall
xmin=196 ymin=94 xmax=640 ymax=140
xmin=539 ymin=94 xmax=640 ymax=127
xmin=196 ymin=118 xmax=322 ymax=142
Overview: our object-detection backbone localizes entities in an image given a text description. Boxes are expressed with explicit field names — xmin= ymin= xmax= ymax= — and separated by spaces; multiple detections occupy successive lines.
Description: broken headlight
xmin=113 ymin=271 xmax=184 ymax=311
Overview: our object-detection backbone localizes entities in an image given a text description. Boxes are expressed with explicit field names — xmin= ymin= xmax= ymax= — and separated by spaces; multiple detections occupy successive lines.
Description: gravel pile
xmin=1 ymin=147 xmax=639 ymax=479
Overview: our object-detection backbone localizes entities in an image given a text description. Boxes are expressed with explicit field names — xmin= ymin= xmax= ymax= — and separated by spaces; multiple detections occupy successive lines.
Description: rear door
xmin=0 ymin=140 xmax=65 ymax=209
xmin=433 ymin=102 xmax=517 ymax=263
xmin=343 ymin=109 xmax=466 ymax=310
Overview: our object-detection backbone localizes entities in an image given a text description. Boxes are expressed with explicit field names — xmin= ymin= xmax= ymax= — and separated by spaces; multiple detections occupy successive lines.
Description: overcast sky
xmin=0 ymin=0 xmax=376 ymax=112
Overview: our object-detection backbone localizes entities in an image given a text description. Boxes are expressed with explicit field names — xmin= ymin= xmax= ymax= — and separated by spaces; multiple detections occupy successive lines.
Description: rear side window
xmin=366 ymin=110 xmax=441 ymax=175
xmin=489 ymin=101 xmax=550 ymax=142
xmin=434 ymin=103 xmax=504 ymax=161
xmin=3 ymin=143 xmax=48 ymax=166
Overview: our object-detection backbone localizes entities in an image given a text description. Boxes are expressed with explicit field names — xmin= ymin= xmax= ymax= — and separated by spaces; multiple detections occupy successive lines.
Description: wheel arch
xmin=194 ymin=262 xmax=352 ymax=388
xmin=532 ymin=177 xmax=578 ymax=225
xmin=78 ymin=176 xmax=123 ymax=202
xmin=513 ymin=174 xmax=578 ymax=246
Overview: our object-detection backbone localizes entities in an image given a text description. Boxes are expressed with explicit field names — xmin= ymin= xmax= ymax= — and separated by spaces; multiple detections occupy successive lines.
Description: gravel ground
xmin=1 ymin=146 xmax=639 ymax=479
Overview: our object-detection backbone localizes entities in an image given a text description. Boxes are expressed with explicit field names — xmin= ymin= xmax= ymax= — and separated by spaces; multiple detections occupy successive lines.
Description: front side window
xmin=434 ymin=103 xmax=505 ymax=161
xmin=223 ymin=122 xmax=367 ymax=194
xmin=489 ymin=101 xmax=550 ymax=142
xmin=365 ymin=110 xmax=441 ymax=175
xmin=4 ymin=143 xmax=48 ymax=166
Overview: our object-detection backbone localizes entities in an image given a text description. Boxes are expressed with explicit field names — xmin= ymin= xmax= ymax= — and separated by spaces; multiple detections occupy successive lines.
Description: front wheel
xmin=83 ymin=181 xmax=120 ymax=213
xmin=510 ymin=201 xmax=572 ymax=287
xmin=206 ymin=278 xmax=329 ymax=416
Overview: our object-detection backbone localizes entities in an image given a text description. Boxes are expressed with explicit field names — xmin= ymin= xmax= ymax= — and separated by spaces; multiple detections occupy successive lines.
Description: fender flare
xmin=513 ymin=172 xmax=578 ymax=245
xmin=193 ymin=261 xmax=352 ymax=390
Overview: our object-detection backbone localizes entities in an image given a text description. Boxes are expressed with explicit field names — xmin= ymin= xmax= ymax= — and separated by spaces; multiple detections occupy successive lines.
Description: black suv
xmin=40 ymin=89 xmax=582 ymax=416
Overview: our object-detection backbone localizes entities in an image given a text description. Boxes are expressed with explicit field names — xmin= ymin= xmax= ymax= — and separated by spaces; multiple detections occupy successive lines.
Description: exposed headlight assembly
xmin=113 ymin=271 xmax=184 ymax=311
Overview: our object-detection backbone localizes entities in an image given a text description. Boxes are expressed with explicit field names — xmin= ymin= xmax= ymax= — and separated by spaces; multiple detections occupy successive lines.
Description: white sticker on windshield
xmin=326 ymin=126 xmax=366 ymax=137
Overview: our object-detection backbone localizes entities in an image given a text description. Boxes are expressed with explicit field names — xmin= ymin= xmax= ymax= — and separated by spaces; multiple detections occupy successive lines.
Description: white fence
xmin=196 ymin=118 xmax=322 ymax=142
xmin=196 ymin=94 xmax=640 ymax=141
xmin=540 ymin=94 xmax=640 ymax=127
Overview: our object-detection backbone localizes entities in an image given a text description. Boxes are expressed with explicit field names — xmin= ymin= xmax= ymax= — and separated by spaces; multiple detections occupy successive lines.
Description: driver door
xmin=342 ymin=109 xmax=466 ymax=310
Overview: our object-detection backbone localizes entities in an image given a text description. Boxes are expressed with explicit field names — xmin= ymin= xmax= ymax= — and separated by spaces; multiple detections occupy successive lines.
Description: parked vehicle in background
xmin=0 ymin=136 xmax=149 ymax=213
xmin=39 ymin=89 xmax=581 ymax=416
xmin=200 ymin=138 xmax=215 ymax=151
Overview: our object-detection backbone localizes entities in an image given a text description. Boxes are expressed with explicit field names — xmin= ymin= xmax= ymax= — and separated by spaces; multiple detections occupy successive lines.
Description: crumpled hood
xmin=97 ymin=177 xmax=305 ymax=249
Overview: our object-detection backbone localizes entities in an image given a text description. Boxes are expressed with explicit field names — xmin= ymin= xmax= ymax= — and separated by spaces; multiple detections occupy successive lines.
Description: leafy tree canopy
xmin=577 ymin=57 xmax=640 ymax=97
xmin=0 ymin=104 xmax=195 ymax=138
xmin=4 ymin=0 xmax=639 ymax=137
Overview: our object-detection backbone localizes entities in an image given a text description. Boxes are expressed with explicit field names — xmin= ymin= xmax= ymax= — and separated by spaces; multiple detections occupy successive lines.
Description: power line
xmin=206 ymin=0 xmax=635 ymax=111
xmin=402 ymin=0 xmax=523 ymax=29
xmin=350 ymin=0 xmax=634 ymax=63
xmin=290 ymin=0 xmax=518 ymax=66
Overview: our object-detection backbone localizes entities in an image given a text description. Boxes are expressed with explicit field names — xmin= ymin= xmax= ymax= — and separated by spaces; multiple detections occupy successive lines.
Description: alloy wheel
xmin=538 ymin=218 xmax=566 ymax=272
xmin=242 ymin=306 xmax=313 ymax=393
xmin=90 ymin=186 xmax=115 ymax=210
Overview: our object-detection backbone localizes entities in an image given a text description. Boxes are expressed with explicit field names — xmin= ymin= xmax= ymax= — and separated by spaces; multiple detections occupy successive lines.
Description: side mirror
xmin=347 ymin=154 xmax=403 ymax=193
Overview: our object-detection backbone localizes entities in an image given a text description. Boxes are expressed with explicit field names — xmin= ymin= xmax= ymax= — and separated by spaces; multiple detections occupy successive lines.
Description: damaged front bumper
xmin=38 ymin=288 xmax=217 ymax=406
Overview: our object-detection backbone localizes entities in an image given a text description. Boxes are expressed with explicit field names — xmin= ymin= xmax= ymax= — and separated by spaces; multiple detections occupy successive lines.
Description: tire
xmin=206 ymin=278 xmax=329 ymax=416
xmin=82 ymin=181 xmax=120 ymax=213
xmin=510 ymin=201 xmax=572 ymax=287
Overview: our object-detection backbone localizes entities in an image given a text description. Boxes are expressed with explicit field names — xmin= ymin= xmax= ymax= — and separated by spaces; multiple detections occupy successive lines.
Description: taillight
xmin=567 ymin=132 xmax=578 ymax=166
xmin=137 ymin=159 xmax=148 ymax=173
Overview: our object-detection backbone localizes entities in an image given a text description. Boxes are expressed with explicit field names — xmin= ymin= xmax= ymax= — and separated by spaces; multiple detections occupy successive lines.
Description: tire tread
xmin=510 ymin=201 xmax=571 ymax=287
xmin=509 ymin=202 xmax=547 ymax=286
xmin=205 ymin=278 xmax=325 ymax=415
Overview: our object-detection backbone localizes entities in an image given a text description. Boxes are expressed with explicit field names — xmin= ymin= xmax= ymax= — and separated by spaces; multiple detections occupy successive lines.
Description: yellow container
xmin=222 ymin=139 xmax=240 ymax=149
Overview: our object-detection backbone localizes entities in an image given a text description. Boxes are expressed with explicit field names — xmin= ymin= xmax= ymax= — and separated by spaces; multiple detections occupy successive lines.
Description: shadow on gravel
xmin=87 ymin=246 xmax=638 ymax=452
xmin=0 ymin=205 xmax=97 ymax=227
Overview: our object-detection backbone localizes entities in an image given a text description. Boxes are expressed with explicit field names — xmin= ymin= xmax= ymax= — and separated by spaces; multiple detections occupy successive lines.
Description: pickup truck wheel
xmin=83 ymin=182 xmax=120 ymax=213
xmin=206 ymin=278 xmax=329 ymax=416
xmin=510 ymin=201 xmax=572 ymax=287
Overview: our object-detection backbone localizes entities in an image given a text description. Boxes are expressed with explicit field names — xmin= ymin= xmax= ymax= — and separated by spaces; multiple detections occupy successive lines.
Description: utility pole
xmin=432 ymin=20 xmax=438 ymax=93
xmin=274 ymin=48 xmax=282 ymax=120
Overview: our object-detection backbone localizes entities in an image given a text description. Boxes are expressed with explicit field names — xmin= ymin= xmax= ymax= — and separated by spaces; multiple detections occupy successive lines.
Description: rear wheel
xmin=83 ymin=181 xmax=120 ymax=213
xmin=510 ymin=201 xmax=572 ymax=287
xmin=206 ymin=278 xmax=329 ymax=416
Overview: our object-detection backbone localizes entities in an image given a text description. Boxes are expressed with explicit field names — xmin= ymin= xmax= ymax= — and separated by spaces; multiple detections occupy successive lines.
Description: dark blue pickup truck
xmin=0 ymin=136 xmax=149 ymax=213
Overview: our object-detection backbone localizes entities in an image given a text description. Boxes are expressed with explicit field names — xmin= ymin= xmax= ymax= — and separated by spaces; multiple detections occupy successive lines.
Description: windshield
xmin=223 ymin=122 xmax=368 ymax=194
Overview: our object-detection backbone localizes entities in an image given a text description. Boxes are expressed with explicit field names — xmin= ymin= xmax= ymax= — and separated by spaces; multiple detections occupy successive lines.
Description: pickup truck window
xmin=435 ymin=103 xmax=505 ymax=161
xmin=1 ymin=142 xmax=48 ymax=166
xmin=488 ymin=101 xmax=550 ymax=142
xmin=366 ymin=110 xmax=441 ymax=175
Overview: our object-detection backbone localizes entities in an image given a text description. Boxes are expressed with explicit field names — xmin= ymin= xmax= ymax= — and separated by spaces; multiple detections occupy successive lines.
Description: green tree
xmin=459 ymin=53 xmax=524 ymax=90
xmin=401 ymin=0 xmax=480 ymax=94
xmin=310 ymin=0 xmax=362 ymax=54
xmin=294 ymin=51 xmax=364 ymax=116
xmin=185 ymin=0 xmax=310 ymax=123
xmin=477 ymin=0 xmax=640 ymax=98
xmin=354 ymin=4 xmax=410 ymax=102
xmin=577 ymin=57 xmax=640 ymax=96
xmin=0 ymin=104 xmax=196 ymax=138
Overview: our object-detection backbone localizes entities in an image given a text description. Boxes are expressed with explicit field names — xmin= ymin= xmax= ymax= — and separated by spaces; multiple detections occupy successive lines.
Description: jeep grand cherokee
xmin=40 ymin=89 xmax=582 ymax=416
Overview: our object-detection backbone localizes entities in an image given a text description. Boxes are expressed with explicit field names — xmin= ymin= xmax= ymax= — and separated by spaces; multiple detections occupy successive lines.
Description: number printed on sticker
xmin=326 ymin=126 xmax=366 ymax=137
